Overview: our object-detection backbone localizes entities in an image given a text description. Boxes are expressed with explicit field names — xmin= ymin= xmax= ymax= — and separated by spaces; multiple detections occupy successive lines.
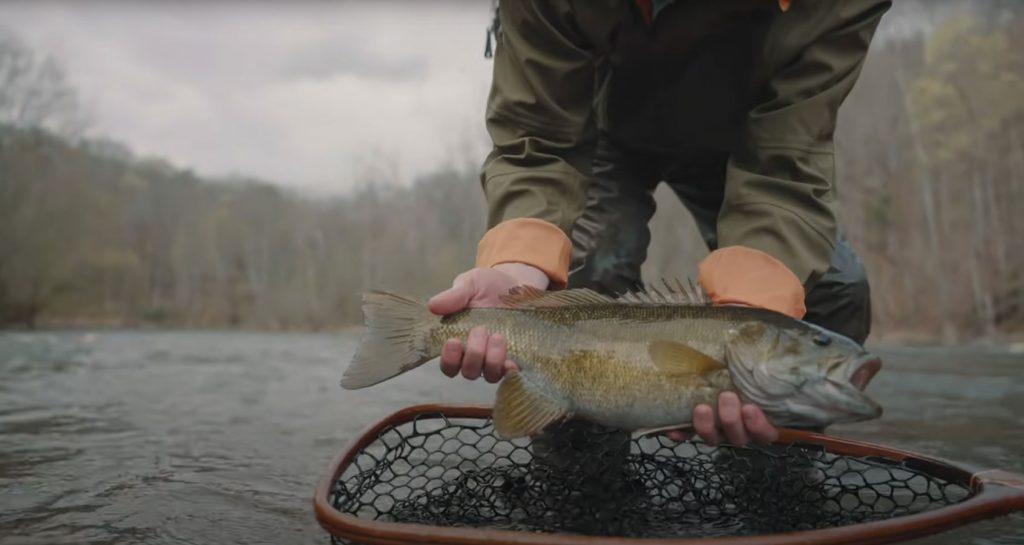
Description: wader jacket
xmin=474 ymin=0 xmax=890 ymax=318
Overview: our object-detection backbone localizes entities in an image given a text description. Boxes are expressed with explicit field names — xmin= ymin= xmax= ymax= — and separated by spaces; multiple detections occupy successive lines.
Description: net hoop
xmin=313 ymin=404 xmax=1024 ymax=545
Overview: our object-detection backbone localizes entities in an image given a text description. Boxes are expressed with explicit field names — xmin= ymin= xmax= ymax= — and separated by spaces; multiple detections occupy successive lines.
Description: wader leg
xmin=802 ymin=234 xmax=872 ymax=343
xmin=568 ymin=136 xmax=661 ymax=294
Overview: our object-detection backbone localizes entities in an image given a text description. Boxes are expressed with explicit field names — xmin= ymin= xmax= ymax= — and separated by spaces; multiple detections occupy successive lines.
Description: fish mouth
xmin=850 ymin=356 xmax=882 ymax=390
xmin=824 ymin=376 xmax=883 ymax=421
xmin=833 ymin=385 xmax=883 ymax=419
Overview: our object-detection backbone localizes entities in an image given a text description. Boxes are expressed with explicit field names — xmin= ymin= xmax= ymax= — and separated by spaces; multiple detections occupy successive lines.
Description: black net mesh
xmin=327 ymin=413 xmax=972 ymax=543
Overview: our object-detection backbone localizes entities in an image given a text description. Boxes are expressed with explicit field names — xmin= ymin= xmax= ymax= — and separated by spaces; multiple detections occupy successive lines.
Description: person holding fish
xmin=343 ymin=0 xmax=890 ymax=445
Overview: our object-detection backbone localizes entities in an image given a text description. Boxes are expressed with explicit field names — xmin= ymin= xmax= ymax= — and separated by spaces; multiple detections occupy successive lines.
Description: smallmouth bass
xmin=341 ymin=285 xmax=882 ymax=438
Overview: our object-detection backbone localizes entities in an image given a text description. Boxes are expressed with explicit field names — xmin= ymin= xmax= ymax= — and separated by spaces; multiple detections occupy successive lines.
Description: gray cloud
xmin=2 ymin=0 xmax=958 ymax=194
xmin=0 ymin=1 xmax=494 ymax=193
xmin=281 ymin=38 xmax=428 ymax=82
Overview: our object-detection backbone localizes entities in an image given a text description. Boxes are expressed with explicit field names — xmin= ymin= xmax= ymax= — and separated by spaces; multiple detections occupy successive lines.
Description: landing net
xmin=324 ymin=411 xmax=974 ymax=542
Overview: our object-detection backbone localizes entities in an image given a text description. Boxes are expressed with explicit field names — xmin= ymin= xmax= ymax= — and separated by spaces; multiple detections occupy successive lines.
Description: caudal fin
xmin=340 ymin=291 xmax=440 ymax=389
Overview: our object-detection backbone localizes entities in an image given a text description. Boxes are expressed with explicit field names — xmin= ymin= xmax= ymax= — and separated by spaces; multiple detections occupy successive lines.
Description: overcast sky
xmin=1 ymin=1 xmax=494 ymax=192
xmin=0 ymin=1 xmax=981 ymax=194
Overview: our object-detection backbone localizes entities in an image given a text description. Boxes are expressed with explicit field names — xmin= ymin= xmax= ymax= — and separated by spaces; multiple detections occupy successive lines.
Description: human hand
xmin=665 ymin=391 xmax=779 ymax=446
xmin=428 ymin=263 xmax=549 ymax=383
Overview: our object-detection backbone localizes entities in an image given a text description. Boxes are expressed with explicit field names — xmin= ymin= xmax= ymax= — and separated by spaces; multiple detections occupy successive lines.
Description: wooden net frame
xmin=314 ymin=404 xmax=1024 ymax=545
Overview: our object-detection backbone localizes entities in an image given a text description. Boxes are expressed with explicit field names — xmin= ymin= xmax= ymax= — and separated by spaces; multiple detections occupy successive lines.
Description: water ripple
xmin=0 ymin=332 xmax=1020 ymax=545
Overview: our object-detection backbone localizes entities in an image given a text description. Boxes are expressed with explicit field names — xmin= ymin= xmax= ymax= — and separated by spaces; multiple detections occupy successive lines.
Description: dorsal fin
xmin=500 ymin=286 xmax=614 ymax=308
xmin=499 ymin=278 xmax=708 ymax=310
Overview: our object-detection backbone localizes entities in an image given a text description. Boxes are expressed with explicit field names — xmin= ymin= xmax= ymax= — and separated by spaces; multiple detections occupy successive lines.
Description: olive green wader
xmin=482 ymin=0 xmax=890 ymax=293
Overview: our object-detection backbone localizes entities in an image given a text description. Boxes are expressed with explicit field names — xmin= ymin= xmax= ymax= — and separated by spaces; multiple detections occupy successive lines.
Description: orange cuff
xmin=697 ymin=246 xmax=806 ymax=318
xmin=476 ymin=218 xmax=571 ymax=288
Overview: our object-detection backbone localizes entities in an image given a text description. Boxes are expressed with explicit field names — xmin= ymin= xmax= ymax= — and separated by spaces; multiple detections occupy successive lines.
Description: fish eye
xmin=812 ymin=332 xmax=832 ymax=347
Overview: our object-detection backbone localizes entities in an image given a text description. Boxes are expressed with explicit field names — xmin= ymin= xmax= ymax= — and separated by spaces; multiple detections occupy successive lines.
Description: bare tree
xmin=0 ymin=29 xmax=88 ymax=137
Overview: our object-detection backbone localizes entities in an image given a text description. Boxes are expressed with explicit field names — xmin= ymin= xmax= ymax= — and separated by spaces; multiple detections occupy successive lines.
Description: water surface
xmin=1 ymin=332 xmax=1021 ymax=544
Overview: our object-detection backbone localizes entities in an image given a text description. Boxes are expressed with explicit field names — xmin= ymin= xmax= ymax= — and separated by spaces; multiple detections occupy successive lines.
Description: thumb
xmin=428 ymin=275 xmax=474 ymax=315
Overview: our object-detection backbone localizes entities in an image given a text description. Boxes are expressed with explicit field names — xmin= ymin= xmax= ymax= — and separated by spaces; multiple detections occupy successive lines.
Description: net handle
xmin=314 ymin=403 xmax=1024 ymax=545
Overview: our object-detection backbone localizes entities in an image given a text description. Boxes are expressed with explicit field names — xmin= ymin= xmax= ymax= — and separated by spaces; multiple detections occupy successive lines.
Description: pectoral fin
xmin=493 ymin=372 xmax=571 ymax=439
xmin=648 ymin=340 xmax=724 ymax=377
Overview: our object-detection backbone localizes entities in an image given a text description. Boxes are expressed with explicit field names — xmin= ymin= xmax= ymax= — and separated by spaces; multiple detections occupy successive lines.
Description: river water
xmin=1 ymin=331 xmax=1022 ymax=544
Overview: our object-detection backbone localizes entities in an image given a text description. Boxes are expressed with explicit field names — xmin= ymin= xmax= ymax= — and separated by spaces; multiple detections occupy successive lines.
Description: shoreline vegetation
xmin=2 ymin=10 xmax=1023 ymax=344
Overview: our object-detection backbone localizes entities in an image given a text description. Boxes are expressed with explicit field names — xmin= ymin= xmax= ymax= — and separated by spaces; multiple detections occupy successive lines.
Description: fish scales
xmin=342 ymin=288 xmax=883 ymax=438
xmin=430 ymin=305 xmax=741 ymax=429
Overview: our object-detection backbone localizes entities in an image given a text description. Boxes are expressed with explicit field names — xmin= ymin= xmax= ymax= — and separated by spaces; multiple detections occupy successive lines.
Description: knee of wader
xmin=569 ymin=220 xmax=649 ymax=294
xmin=804 ymin=264 xmax=872 ymax=344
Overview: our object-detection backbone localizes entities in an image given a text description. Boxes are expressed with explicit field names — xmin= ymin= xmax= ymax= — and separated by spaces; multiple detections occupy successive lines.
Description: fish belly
xmin=527 ymin=352 xmax=714 ymax=432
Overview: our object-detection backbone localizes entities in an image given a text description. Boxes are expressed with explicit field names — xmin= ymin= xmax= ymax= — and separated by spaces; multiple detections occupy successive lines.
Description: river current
xmin=1 ymin=331 xmax=1021 ymax=544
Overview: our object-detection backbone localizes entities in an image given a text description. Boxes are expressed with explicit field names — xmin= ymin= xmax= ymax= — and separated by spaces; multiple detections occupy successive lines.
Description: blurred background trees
xmin=0 ymin=8 xmax=1021 ymax=341
xmin=834 ymin=9 xmax=1024 ymax=341
xmin=0 ymin=30 xmax=87 ymax=137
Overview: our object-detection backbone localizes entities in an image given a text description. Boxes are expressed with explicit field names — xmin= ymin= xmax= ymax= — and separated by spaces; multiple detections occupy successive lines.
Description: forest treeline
xmin=0 ymin=126 xmax=487 ymax=329
xmin=1 ymin=10 xmax=1022 ymax=341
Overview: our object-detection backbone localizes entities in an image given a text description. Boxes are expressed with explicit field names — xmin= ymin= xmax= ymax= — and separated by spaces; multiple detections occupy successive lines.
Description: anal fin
xmin=493 ymin=372 xmax=571 ymax=439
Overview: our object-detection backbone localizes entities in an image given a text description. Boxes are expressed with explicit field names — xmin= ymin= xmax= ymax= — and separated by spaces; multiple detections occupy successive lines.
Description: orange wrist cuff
xmin=476 ymin=218 xmax=571 ymax=289
xmin=697 ymin=246 xmax=806 ymax=318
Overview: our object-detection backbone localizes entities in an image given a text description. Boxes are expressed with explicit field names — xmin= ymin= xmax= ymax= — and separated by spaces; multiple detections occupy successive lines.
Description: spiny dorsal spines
xmin=499 ymin=278 xmax=709 ymax=309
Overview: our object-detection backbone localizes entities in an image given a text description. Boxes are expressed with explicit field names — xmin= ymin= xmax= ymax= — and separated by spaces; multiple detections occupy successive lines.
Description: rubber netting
xmin=327 ymin=412 xmax=972 ymax=542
